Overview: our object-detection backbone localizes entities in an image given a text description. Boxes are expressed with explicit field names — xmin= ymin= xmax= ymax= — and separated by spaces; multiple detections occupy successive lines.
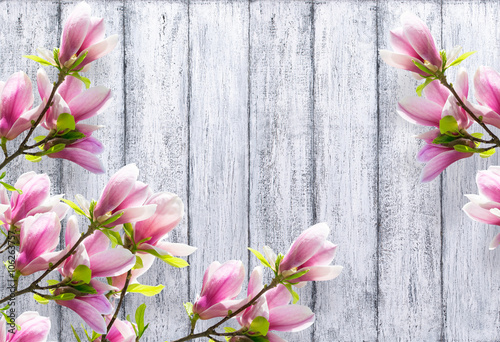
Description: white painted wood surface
xmin=1 ymin=0 xmax=500 ymax=341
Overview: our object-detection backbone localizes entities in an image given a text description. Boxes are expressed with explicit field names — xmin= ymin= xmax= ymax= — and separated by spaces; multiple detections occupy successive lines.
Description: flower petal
xmin=420 ymin=150 xmax=472 ymax=183
xmin=268 ymin=305 xmax=315 ymax=332
xmin=397 ymin=96 xmax=443 ymax=127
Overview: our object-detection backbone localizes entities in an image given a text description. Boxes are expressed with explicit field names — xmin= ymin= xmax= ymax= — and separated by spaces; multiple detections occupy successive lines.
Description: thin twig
xmin=102 ymin=269 xmax=133 ymax=342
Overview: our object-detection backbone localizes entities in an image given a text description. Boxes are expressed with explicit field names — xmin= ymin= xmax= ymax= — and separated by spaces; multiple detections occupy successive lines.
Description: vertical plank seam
xmin=186 ymin=0 xmax=192 ymax=308
xmin=56 ymin=1 xmax=62 ymax=339
xmin=375 ymin=0 xmax=381 ymax=340
xmin=120 ymin=0 xmax=128 ymax=321
xmin=439 ymin=0 xmax=445 ymax=340
xmin=247 ymin=0 xmax=252 ymax=276
xmin=309 ymin=1 xmax=318 ymax=341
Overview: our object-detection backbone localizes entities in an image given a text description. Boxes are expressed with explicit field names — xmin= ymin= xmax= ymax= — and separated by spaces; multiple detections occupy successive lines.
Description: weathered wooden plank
xmin=249 ymin=1 xmax=314 ymax=341
xmin=377 ymin=2 xmax=443 ymax=340
xmin=187 ymin=0 xmax=250 ymax=337
xmin=122 ymin=1 xmax=189 ymax=341
xmin=57 ymin=1 xmax=126 ymax=340
xmin=0 ymin=2 xmax=62 ymax=341
xmin=441 ymin=1 xmax=500 ymax=340
xmin=313 ymin=1 xmax=378 ymax=340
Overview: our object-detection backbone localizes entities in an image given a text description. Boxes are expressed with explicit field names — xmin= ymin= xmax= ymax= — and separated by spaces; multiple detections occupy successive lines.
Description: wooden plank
xmin=122 ymin=1 xmax=189 ymax=341
xmin=377 ymin=1 xmax=443 ymax=340
xmin=187 ymin=0 xmax=250 ymax=337
xmin=248 ymin=2 xmax=314 ymax=341
xmin=0 ymin=2 xmax=62 ymax=341
xmin=313 ymin=1 xmax=378 ymax=340
xmin=441 ymin=1 xmax=500 ymax=340
xmin=57 ymin=1 xmax=126 ymax=340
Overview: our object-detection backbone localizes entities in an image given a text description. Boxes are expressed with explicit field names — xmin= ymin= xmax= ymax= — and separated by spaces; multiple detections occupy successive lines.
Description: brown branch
xmin=102 ymin=269 xmax=133 ymax=342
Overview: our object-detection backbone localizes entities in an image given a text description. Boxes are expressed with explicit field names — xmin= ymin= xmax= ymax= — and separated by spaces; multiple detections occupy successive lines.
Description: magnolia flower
xmin=94 ymin=318 xmax=136 ymax=342
xmin=469 ymin=66 xmax=500 ymax=129
xmin=232 ymin=267 xmax=315 ymax=342
xmin=15 ymin=212 xmax=66 ymax=276
xmin=397 ymin=69 xmax=474 ymax=182
xmin=0 ymin=172 xmax=68 ymax=230
xmin=0 ymin=71 xmax=44 ymax=140
xmin=380 ymin=12 xmax=442 ymax=76
xmin=133 ymin=191 xmax=196 ymax=258
xmin=111 ymin=252 xmax=155 ymax=290
xmin=0 ymin=311 xmax=51 ymax=342
xmin=38 ymin=2 xmax=118 ymax=71
xmin=56 ymin=216 xmax=136 ymax=334
xmin=36 ymin=69 xmax=111 ymax=173
xmin=463 ymin=166 xmax=500 ymax=249
xmin=80 ymin=164 xmax=156 ymax=226
xmin=192 ymin=260 xmax=247 ymax=320
xmin=266 ymin=223 xmax=343 ymax=286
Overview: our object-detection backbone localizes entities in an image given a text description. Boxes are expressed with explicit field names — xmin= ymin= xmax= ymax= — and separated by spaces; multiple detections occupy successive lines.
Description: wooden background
xmin=1 ymin=0 xmax=499 ymax=341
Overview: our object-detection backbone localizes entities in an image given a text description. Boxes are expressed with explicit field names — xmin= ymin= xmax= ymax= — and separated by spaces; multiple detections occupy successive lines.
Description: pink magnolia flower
xmin=193 ymin=260 xmax=247 ymax=320
xmin=463 ymin=166 xmax=500 ymax=249
xmin=468 ymin=66 xmax=500 ymax=129
xmin=380 ymin=12 xmax=442 ymax=76
xmin=37 ymin=69 xmax=111 ymax=173
xmin=232 ymin=267 xmax=315 ymax=342
xmin=0 ymin=71 xmax=44 ymax=140
xmin=38 ymin=2 xmax=118 ymax=71
xmin=273 ymin=223 xmax=342 ymax=286
xmin=133 ymin=191 xmax=196 ymax=258
xmin=94 ymin=318 xmax=135 ymax=342
xmin=15 ymin=212 xmax=67 ymax=276
xmin=396 ymin=69 xmax=474 ymax=182
xmin=0 ymin=311 xmax=51 ymax=342
xmin=0 ymin=172 xmax=68 ymax=230
xmin=111 ymin=252 xmax=155 ymax=290
xmin=56 ymin=216 xmax=136 ymax=334
xmin=88 ymin=164 xmax=156 ymax=226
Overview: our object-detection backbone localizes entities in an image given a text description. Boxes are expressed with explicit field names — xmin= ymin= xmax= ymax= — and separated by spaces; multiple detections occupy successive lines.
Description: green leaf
xmin=448 ymin=51 xmax=477 ymax=67
xmin=69 ymin=51 xmax=88 ymax=71
xmin=100 ymin=229 xmax=123 ymax=247
xmin=33 ymin=294 xmax=49 ymax=304
xmin=412 ymin=60 xmax=433 ymax=75
xmin=432 ymin=134 xmax=458 ymax=145
xmin=53 ymin=48 xmax=60 ymax=67
xmin=57 ymin=113 xmax=76 ymax=132
xmin=249 ymin=336 xmax=270 ymax=342
xmin=248 ymin=248 xmax=272 ymax=268
xmin=284 ymin=269 xmax=309 ymax=281
xmin=70 ymin=72 xmax=91 ymax=89
xmin=135 ymin=303 xmax=148 ymax=338
xmin=61 ymin=198 xmax=88 ymax=217
xmin=23 ymin=55 xmax=53 ymax=66
xmin=284 ymin=284 xmax=300 ymax=304
xmin=34 ymin=135 xmax=46 ymax=143
xmin=40 ymin=143 xmax=65 ymax=156
xmin=143 ymin=249 xmax=189 ymax=268
xmin=439 ymin=115 xmax=459 ymax=136
xmin=123 ymin=222 xmax=134 ymax=240
xmin=471 ymin=132 xmax=484 ymax=139
xmin=58 ymin=131 xmax=86 ymax=140
xmin=184 ymin=302 xmax=194 ymax=317
xmin=453 ymin=144 xmax=477 ymax=153
xmin=25 ymin=154 xmax=42 ymax=163
xmin=0 ymin=172 xmax=6 ymax=180
xmin=133 ymin=255 xmax=144 ymax=270
xmin=71 ymin=326 xmax=82 ymax=342
xmin=416 ymin=77 xmax=433 ymax=97
xmin=72 ymin=265 xmax=92 ymax=284
xmin=72 ymin=283 xmax=97 ymax=295
xmin=100 ymin=211 xmax=124 ymax=226
xmin=0 ymin=182 xmax=22 ymax=194
xmin=250 ymin=316 xmax=270 ymax=336
xmin=47 ymin=293 xmax=76 ymax=301
xmin=127 ymin=283 xmax=165 ymax=297
xmin=480 ymin=148 xmax=496 ymax=158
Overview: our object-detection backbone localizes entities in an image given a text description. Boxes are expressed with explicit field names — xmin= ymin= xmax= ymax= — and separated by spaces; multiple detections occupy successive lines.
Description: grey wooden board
xmin=1 ymin=0 xmax=500 ymax=341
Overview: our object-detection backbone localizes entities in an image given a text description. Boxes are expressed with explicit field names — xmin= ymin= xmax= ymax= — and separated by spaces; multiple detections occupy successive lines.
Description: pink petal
xmin=469 ymin=103 xmax=500 ymax=130
xmin=18 ymin=249 xmax=67 ymax=276
xmin=109 ymin=204 xmax=156 ymax=226
xmin=0 ymin=72 xmax=33 ymax=138
xmin=56 ymin=298 xmax=107 ymax=334
xmin=423 ymin=80 xmax=450 ymax=107
xmin=197 ymin=298 xmax=248 ymax=320
xmin=462 ymin=202 xmax=500 ymax=225
xmin=388 ymin=27 xmax=419 ymax=58
xmin=420 ymin=150 xmax=472 ymax=183
xmin=152 ymin=241 xmax=197 ymax=256
xmin=455 ymin=67 xmax=469 ymax=99
xmin=79 ymin=17 xmax=105 ymax=52
xmin=265 ymin=284 xmax=291 ymax=309
xmin=11 ymin=173 xmax=50 ymax=223
xmin=201 ymin=261 xmax=221 ymax=295
xmin=415 ymin=129 xmax=440 ymax=143
xmin=36 ymin=68 xmax=52 ymax=102
xmin=477 ymin=170 xmax=500 ymax=203
xmin=474 ymin=66 xmax=500 ymax=114
xmin=301 ymin=241 xmax=337 ymax=267
xmin=417 ymin=144 xmax=447 ymax=163
xmin=379 ymin=50 xmax=424 ymax=74
xmin=268 ymin=305 xmax=315 ymax=332
xmin=266 ymin=332 xmax=287 ymax=342
xmin=10 ymin=311 xmax=51 ymax=342
xmin=441 ymin=95 xmax=471 ymax=129
xmin=114 ymin=182 xmax=150 ymax=211
xmin=59 ymin=2 xmax=91 ymax=65
xmin=401 ymin=12 xmax=441 ymax=67
xmin=65 ymin=215 xmax=80 ymax=248
xmin=294 ymin=265 xmax=343 ymax=282
xmin=49 ymin=147 xmax=105 ymax=174
xmin=397 ymin=96 xmax=443 ymax=127
xmin=247 ymin=267 xmax=264 ymax=298
xmin=89 ymin=247 xmax=135 ymax=278
xmin=78 ymin=35 xmax=119 ymax=68
xmin=83 ymin=230 xmax=109 ymax=256
xmin=69 ymin=86 xmax=111 ymax=122
xmin=5 ymin=101 xmax=44 ymax=140
xmin=58 ymin=75 xmax=84 ymax=103
xmin=489 ymin=232 xmax=500 ymax=250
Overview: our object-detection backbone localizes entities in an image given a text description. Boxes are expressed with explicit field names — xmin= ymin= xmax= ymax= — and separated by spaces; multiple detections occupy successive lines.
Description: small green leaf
xmin=71 ymin=325 xmax=82 ymax=342
xmin=58 ymin=131 xmax=86 ymax=140
xmin=412 ymin=60 xmax=433 ymax=75
xmin=70 ymin=72 xmax=91 ymax=89
xmin=143 ymin=249 xmax=189 ymax=268
xmin=135 ymin=303 xmax=148 ymax=337
xmin=248 ymin=248 xmax=272 ymax=268
xmin=61 ymin=198 xmax=88 ymax=217
xmin=23 ymin=55 xmax=53 ymax=66
xmin=69 ymin=51 xmax=88 ymax=71
xmin=56 ymin=113 xmax=76 ymax=132
xmin=416 ymin=77 xmax=433 ymax=97
xmin=432 ymin=134 xmax=458 ymax=145
xmin=0 ymin=182 xmax=22 ymax=194
xmin=33 ymin=294 xmax=49 ymax=304
xmin=471 ymin=132 xmax=484 ymax=139
xmin=72 ymin=283 xmax=97 ymax=295
xmin=448 ymin=51 xmax=477 ymax=67
xmin=72 ymin=265 xmax=92 ymax=284
xmin=25 ymin=154 xmax=42 ymax=163
xmin=284 ymin=269 xmax=309 ymax=281
xmin=133 ymin=255 xmax=144 ymax=270
xmin=184 ymin=302 xmax=194 ymax=317
xmin=100 ymin=229 xmax=123 ymax=247
xmin=100 ymin=211 xmax=124 ymax=226
xmin=439 ymin=115 xmax=459 ymax=136
xmin=34 ymin=135 xmax=46 ymax=143
xmin=53 ymin=48 xmax=60 ymax=67
xmin=40 ymin=143 xmax=65 ymax=156
xmin=480 ymin=148 xmax=496 ymax=158
xmin=123 ymin=222 xmax=134 ymax=240
xmin=250 ymin=316 xmax=270 ymax=336
xmin=284 ymin=284 xmax=300 ymax=304
xmin=0 ymin=172 xmax=6 ymax=180
xmin=249 ymin=336 xmax=270 ymax=342
xmin=48 ymin=293 xmax=76 ymax=301
xmin=453 ymin=144 xmax=477 ymax=153
xmin=127 ymin=283 xmax=165 ymax=297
